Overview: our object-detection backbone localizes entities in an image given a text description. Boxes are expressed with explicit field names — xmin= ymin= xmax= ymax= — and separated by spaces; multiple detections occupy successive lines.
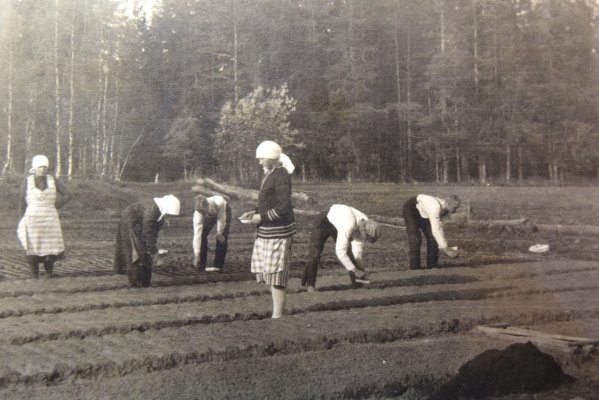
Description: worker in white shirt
xmin=402 ymin=194 xmax=460 ymax=269
xmin=301 ymin=204 xmax=380 ymax=291
xmin=193 ymin=195 xmax=231 ymax=272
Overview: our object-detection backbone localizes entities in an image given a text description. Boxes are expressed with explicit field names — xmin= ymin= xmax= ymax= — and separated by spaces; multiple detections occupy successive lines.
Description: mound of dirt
xmin=434 ymin=341 xmax=574 ymax=399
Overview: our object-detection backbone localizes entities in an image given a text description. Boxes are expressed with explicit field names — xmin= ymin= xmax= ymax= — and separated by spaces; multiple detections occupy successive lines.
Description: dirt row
xmin=0 ymin=261 xmax=597 ymax=398
xmin=1 ymin=208 xmax=598 ymax=399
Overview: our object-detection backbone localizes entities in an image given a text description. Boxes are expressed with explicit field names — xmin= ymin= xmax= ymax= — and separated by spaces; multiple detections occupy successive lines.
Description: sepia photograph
xmin=0 ymin=0 xmax=598 ymax=398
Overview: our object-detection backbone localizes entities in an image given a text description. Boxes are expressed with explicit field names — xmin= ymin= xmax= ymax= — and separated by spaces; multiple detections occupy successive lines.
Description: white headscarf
xmin=154 ymin=195 xmax=180 ymax=221
xmin=255 ymin=140 xmax=295 ymax=174
xmin=29 ymin=155 xmax=49 ymax=174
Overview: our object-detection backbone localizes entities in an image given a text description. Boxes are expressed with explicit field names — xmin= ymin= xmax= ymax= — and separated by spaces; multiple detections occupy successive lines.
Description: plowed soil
xmin=0 ymin=184 xmax=598 ymax=400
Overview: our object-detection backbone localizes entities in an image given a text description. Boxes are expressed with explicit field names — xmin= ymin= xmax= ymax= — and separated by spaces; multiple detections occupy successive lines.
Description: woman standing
xmin=114 ymin=194 xmax=180 ymax=287
xmin=17 ymin=155 xmax=71 ymax=278
xmin=240 ymin=141 xmax=296 ymax=319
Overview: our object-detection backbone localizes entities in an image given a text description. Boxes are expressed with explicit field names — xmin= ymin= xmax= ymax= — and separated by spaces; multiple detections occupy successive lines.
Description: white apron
xmin=17 ymin=175 xmax=65 ymax=256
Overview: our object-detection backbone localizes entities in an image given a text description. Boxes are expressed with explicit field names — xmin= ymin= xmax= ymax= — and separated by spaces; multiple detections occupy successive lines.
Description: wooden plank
xmin=475 ymin=325 xmax=599 ymax=351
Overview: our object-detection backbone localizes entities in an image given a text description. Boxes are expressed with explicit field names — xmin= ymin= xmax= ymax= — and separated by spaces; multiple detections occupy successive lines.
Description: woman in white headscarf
xmin=114 ymin=194 xmax=180 ymax=287
xmin=17 ymin=155 xmax=71 ymax=278
xmin=239 ymin=141 xmax=296 ymax=319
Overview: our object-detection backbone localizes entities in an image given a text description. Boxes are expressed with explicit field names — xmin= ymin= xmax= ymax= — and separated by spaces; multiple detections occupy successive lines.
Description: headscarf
xmin=29 ymin=155 xmax=49 ymax=174
xmin=154 ymin=195 xmax=180 ymax=221
xmin=255 ymin=140 xmax=295 ymax=174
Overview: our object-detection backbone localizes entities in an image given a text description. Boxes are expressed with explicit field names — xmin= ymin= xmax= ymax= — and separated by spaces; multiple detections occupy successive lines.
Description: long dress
xmin=17 ymin=175 xmax=65 ymax=258
xmin=114 ymin=200 xmax=163 ymax=287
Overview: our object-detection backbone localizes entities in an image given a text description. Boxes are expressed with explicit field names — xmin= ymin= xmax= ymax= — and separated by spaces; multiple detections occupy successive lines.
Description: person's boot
xmin=43 ymin=261 xmax=55 ymax=278
xmin=29 ymin=261 xmax=40 ymax=279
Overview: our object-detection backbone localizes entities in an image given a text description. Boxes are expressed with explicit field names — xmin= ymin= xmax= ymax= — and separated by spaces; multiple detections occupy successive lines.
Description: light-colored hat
xmin=29 ymin=155 xmax=49 ymax=173
xmin=154 ymin=194 xmax=180 ymax=221
xmin=255 ymin=141 xmax=295 ymax=174
xmin=256 ymin=141 xmax=282 ymax=159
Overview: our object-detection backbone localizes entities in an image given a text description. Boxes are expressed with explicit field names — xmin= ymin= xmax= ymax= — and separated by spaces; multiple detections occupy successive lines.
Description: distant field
xmin=2 ymin=179 xmax=597 ymax=226
xmin=0 ymin=182 xmax=599 ymax=225
xmin=297 ymin=182 xmax=599 ymax=226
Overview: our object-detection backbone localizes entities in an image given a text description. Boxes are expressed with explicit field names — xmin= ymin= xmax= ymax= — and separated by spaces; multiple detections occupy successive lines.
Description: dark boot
xmin=29 ymin=261 xmax=40 ymax=279
xmin=43 ymin=260 xmax=55 ymax=278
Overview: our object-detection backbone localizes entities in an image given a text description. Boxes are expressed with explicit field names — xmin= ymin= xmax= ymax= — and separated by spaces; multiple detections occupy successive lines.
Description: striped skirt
xmin=251 ymin=237 xmax=293 ymax=287
xmin=17 ymin=206 xmax=65 ymax=256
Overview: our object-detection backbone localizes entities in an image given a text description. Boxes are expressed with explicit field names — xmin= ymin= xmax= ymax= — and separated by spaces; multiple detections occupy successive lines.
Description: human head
xmin=256 ymin=140 xmax=282 ymax=160
xmin=29 ymin=155 xmax=49 ymax=175
xmin=255 ymin=140 xmax=295 ymax=174
xmin=359 ymin=219 xmax=380 ymax=243
xmin=445 ymin=194 xmax=461 ymax=214
xmin=154 ymin=194 xmax=180 ymax=221
xmin=194 ymin=194 xmax=209 ymax=215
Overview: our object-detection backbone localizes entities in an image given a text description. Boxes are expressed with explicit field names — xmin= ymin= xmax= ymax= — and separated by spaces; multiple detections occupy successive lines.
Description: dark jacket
xmin=114 ymin=200 xmax=164 ymax=285
xmin=256 ymin=166 xmax=296 ymax=239
xmin=118 ymin=200 xmax=163 ymax=256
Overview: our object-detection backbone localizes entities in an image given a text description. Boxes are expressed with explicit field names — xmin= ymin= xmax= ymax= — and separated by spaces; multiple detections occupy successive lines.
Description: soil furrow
xmin=0 ymin=306 xmax=593 ymax=388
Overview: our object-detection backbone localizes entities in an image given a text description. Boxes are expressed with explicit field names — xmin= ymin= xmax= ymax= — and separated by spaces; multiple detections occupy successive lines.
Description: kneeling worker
xmin=402 ymin=194 xmax=460 ymax=269
xmin=302 ymin=204 xmax=380 ymax=291
xmin=193 ymin=194 xmax=231 ymax=272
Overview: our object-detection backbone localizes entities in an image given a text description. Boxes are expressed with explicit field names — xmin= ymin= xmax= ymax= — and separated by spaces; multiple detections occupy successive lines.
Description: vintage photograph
xmin=0 ymin=0 xmax=598 ymax=398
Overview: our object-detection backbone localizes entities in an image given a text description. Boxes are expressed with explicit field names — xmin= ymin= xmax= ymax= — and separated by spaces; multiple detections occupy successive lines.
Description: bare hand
xmin=443 ymin=247 xmax=459 ymax=258
xmin=193 ymin=254 xmax=200 ymax=268
xmin=216 ymin=234 xmax=226 ymax=244
xmin=250 ymin=213 xmax=262 ymax=224
xmin=238 ymin=211 xmax=255 ymax=223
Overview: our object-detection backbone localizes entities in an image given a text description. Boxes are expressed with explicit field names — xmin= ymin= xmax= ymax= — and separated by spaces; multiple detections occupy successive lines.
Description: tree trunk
xmin=393 ymin=0 xmax=403 ymax=181
xmin=442 ymin=150 xmax=449 ymax=183
xmin=518 ymin=145 xmax=523 ymax=181
xmin=435 ymin=148 xmax=440 ymax=183
xmin=479 ymin=157 xmax=487 ymax=184
xmin=461 ymin=151 xmax=469 ymax=181
xmin=25 ymin=119 xmax=33 ymax=167
xmin=505 ymin=143 xmax=511 ymax=183
xmin=117 ymin=129 xmax=145 ymax=182
xmin=195 ymin=177 xmax=314 ymax=204
xmin=456 ymin=147 xmax=461 ymax=183
xmin=405 ymin=5 xmax=413 ymax=181
xmin=232 ymin=0 xmax=239 ymax=104
xmin=109 ymin=60 xmax=120 ymax=180
xmin=94 ymin=35 xmax=103 ymax=175
xmin=67 ymin=6 xmax=76 ymax=180
xmin=54 ymin=0 xmax=62 ymax=176
xmin=100 ymin=67 xmax=109 ymax=182
xmin=1 ymin=42 xmax=13 ymax=176
xmin=473 ymin=0 xmax=480 ymax=97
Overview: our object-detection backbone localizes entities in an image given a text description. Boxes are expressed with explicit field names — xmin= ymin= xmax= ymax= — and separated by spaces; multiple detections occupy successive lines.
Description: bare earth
xmin=0 ymin=196 xmax=598 ymax=400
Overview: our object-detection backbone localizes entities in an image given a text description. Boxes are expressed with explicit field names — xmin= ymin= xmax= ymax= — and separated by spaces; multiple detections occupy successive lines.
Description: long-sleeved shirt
xmin=256 ymin=166 xmax=296 ymax=239
xmin=326 ymin=204 xmax=369 ymax=272
xmin=193 ymin=195 xmax=228 ymax=255
xmin=415 ymin=194 xmax=448 ymax=249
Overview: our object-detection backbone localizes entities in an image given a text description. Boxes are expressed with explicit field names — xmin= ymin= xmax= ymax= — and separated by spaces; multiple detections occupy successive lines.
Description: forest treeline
xmin=1 ymin=0 xmax=598 ymax=184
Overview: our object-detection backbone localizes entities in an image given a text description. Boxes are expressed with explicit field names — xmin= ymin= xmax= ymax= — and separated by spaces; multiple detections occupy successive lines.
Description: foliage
xmin=214 ymin=84 xmax=300 ymax=185
xmin=0 ymin=0 xmax=598 ymax=183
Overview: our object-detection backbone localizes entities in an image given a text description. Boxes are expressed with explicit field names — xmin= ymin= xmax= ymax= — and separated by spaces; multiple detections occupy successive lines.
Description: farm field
xmin=0 ymin=181 xmax=598 ymax=399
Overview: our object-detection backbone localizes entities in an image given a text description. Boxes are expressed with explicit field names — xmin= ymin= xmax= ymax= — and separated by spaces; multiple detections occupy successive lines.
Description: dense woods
xmin=0 ymin=0 xmax=598 ymax=184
